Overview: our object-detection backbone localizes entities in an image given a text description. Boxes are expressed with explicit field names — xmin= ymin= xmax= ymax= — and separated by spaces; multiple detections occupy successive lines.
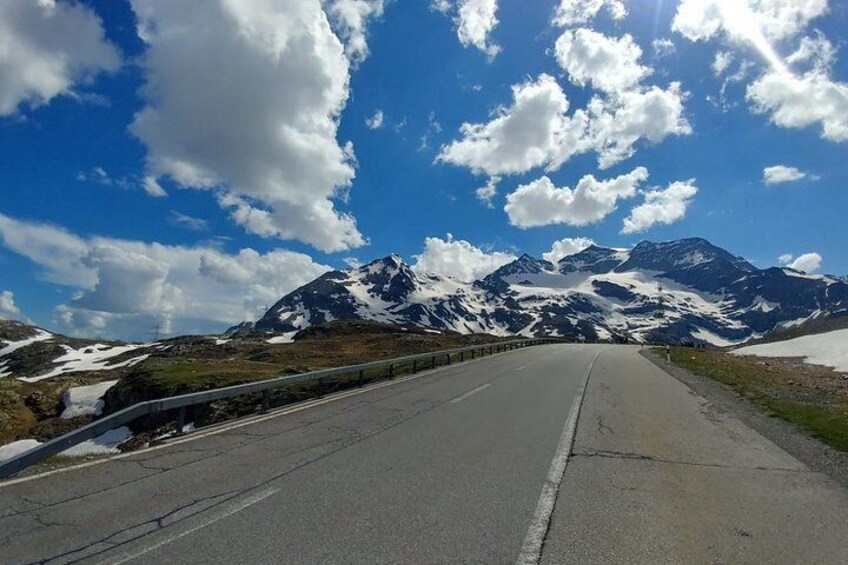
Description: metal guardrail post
xmin=316 ymin=378 xmax=324 ymax=398
xmin=388 ymin=364 xmax=394 ymax=380
xmin=176 ymin=406 xmax=186 ymax=436
xmin=431 ymin=355 xmax=436 ymax=369
xmin=460 ymin=351 xmax=464 ymax=362
xmin=471 ymin=349 xmax=475 ymax=359
xmin=412 ymin=360 xmax=417 ymax=374
xmin=446 ymin=353 xmax=451 ymax=365
xmin=261 ymin=390 xmax=270 ymax=414
xmin=358 ymin=369 xmax=364 ymax=387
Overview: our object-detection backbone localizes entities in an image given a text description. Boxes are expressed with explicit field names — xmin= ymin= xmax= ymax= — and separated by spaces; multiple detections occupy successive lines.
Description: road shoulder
xmin=640 ymin=348 xmax=848 ymax=489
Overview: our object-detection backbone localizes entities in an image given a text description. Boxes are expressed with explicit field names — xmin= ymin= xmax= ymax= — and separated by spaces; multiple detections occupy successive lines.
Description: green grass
xmin=660 ymin=347 xmax=848 ymax=453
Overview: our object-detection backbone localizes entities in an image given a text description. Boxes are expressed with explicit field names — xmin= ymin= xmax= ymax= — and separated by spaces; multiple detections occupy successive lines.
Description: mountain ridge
xmin=241 ymin=238 xmax=848 ymax=346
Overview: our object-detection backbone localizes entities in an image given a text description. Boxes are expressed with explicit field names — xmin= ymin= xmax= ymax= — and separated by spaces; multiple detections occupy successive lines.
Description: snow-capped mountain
xmin=248 ymin=238 xmax=848 ymax=346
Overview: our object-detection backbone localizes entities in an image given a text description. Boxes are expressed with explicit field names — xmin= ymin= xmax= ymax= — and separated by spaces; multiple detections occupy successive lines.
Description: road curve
xmin=1 ymin=344 xmax=846 ymax=564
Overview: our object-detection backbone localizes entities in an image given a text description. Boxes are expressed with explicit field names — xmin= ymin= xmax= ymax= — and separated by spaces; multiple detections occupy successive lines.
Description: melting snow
xmin=733 ymin=329 xmax=848 ymax=373
xmin=20 ymin=343 xmax=149 ymax=383
xmin=59 ymin=426 xmax=132 ymax=457
xmin=0 ymin=329 xmax=53 ymax=357
xmin=691 ymin=328 xmax=748 ymax=348
xmin=0 ymin=439 xmax=42 ymax=463
xmin=60 ymin=380 xmax=120 ymax=419
xmin=267 ymin=332 xmax=297 ymax=344
xmin=0 ymin=426 xmax=132 ymax=463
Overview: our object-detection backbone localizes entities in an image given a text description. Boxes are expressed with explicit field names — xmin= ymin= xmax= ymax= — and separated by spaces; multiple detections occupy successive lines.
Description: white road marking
xmin=449 ymin=383 xmax=492 ymax=404
xmin=515 ymin=351 xmax=601 ymax=565
xmin=100 ymin=487 xmax=280 ymax=565
xmin=516 ymin=365 xmax=527 ymax=372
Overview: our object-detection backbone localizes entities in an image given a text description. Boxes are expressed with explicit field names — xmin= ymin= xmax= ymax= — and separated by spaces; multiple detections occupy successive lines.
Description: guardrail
xmin=0 ymin=338 xmax=552 ymax=479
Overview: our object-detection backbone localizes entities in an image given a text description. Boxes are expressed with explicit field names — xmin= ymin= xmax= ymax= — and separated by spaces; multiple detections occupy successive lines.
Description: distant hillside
xmin=247 ymin=238 xmax=848 ymax=347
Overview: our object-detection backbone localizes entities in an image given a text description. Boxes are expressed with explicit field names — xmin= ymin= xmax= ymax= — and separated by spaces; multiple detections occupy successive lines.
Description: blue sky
xmin=0 ymin=0 xmax=846 ymax=340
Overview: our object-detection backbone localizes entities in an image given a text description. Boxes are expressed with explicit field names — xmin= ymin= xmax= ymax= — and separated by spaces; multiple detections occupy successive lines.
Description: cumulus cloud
xmin=0 ymin=0 xmax=120 ymax=116
xmin=552 ymin=0 xmax=626 ymax=27
xmin=555 ymin=29 xmax=650 ymax=95
xmin=763 ymin=165 xmax=808 ymax=185
xmin=672 ymin=0 xmax=827 ymax=45
xmin=129 ymin=0 xmax=368 ymax=252
xmin=505 ymin=167 xmax=649 ymax=228
xmin=0 ymin=290 xmax=24 ymax=321
xmin=440 ymin=25 xmax=689 ymax=175
xmin=437 ymin=75 xmax=588 ymax=176
xmin=673 ymin=1 xmax=845 ymax=143
xmin=412 ymin=234 xmax=515 ymax=281
xmin=434 ymin=0 xmax=501 ymax=58
xmin=621 ymin=179 xmax=698 ymax=234
xmin=366 ymin=109 xmax=384 ymax=129
xmin=747 ymin=66 xmax=848 ymax=142
xmin=543 ymin=237 xmax=595 ymax=264
xmin=0 ymin=212 xmax=330 ymax=340
xmin=588 ymin=83 xmax=690 ymax=169
xmin=781 ymin=252 xmax=822 ymax=273
xmin=324 ymin=0 xmax=386 ymax=65
xmin=475 ymin=176 xmax=500 ymax=208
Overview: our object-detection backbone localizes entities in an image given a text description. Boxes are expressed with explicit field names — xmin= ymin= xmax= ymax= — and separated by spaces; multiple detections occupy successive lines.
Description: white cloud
xmin=412 ymin=234 xmax=515 ymax=282
xmin=0 ymin=290 xmax=23 ymax=321
xmin=763 ymin=165 xmax=807 ymax=185
xmin=0 ymin=212 xmax=330 ymax=340
xmin=128 ymin=0 xmax=367 ymax=252
xmin=437 ymin=74 xmax=589 ymax=176
xmin=142 ymin=176 xmax=167 ymax=198
xmin=587 ymin=82 xmax=691 ymax=169
xmin=504 ymin=167 xmax=649 ymax=228
xmin=786 ymin=252 xmax=822 ymax=273
xmin=652 ymin=38 xmax=676 ymax=60
xmin=673 ymin=1 xmax=846 ymax=143
xmin=167 ymin=210 xmax=209 ymax=231
xmin=621 ymin=179 xmax=698 ymax=234
xmin=0 ymin=0 xmax=120 ymax=116
xmin=747 ymin=67 xmax=848 ymax=142
xmin=366 ymin=109 xmax=384 ymax=129
xmin=475 ymin=176 xmax=500 ymax=208
xmin=672 ymin=0 xmax=828 ymax=45
xmin=554 ymin=29 xmax=650 ymax=94
xmin=543 ymin=237 xmax=595 ymax=264
xmin=324 ymin=0 xmax=386 ymax=65
xmin=439 ymin=30 xmax=689 ymax=175
xmin=777 ymin=253 xmax=794 ymax=265
xmin=712 ymin=51 xmax=733 ymax=76
xmin=435 ymin=0 xmax=501 ymax=58
xmin=552 ymin=0 xmax=626 ymax=27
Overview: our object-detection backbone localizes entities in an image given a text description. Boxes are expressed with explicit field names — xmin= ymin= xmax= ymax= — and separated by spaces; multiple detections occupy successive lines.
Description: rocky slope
xmin=250 ymin=238 xmax=848 ymax=346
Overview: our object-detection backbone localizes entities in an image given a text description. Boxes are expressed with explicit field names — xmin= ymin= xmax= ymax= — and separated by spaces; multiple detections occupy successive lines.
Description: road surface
xmin=1 ymin=344 xmax=846 ymax=564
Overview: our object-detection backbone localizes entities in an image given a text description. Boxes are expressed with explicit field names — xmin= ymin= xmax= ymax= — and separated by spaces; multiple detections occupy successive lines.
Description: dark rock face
xmin=243 ymin=241 xmax=848 ymax=346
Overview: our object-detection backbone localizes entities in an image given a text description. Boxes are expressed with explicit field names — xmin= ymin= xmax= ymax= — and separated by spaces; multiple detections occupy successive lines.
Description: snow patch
xmin=733 ymin=329 xmax=848 ymax=373
xmin=267 ymin=332 xmax=297 ymax=344
xmin=0 ymin=329 xmax=53 ymax=357
xmin=691 ymin=328 xmax=747 ymax=348
xmin=0 ymin=439 xmax=42 ymax=463
xmin=21 ymin=343 xmax=149 ymax=383
xmin=60 ymin=380 xmax=120 ymax=419
xmin=59 ymin=426 xmax=132 ymax=457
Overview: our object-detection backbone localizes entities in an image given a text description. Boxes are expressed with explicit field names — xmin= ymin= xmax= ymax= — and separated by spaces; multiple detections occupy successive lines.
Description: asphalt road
xmin=1 ymin=344 xmax=846 ymax=564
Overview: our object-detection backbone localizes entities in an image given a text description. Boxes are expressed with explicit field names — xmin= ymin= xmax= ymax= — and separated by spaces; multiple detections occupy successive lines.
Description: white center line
xmin=450 ymin=383 xmax=492 ymax=404
xmin=100 ymin=487 xmax=280 ymax=565
xmin=515 ymin=351 xmax=601 ymax=565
